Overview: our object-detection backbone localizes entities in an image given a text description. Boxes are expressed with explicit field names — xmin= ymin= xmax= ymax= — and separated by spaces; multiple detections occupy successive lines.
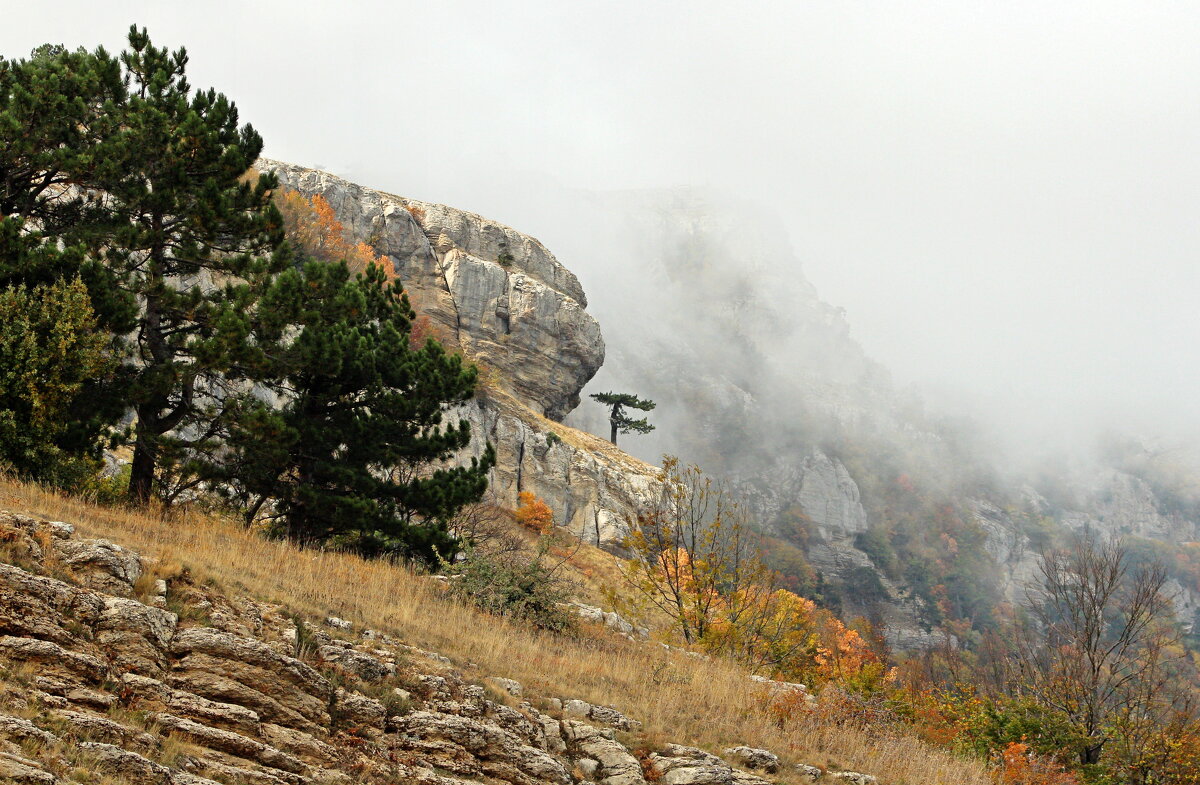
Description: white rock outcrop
xmin=257 ymin=159 xmax=602 ymax=421
xmin=256 ymin=160 xmax=661 ymax=550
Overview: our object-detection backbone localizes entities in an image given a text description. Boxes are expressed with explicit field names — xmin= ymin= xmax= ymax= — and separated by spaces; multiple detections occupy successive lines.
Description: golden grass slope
xmin=0 ymin=476 xmax=990 ymax=785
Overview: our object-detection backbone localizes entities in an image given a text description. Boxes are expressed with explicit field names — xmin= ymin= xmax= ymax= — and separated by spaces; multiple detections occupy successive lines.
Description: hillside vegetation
xmin=0 ymin=476 xmax=990 ymax=785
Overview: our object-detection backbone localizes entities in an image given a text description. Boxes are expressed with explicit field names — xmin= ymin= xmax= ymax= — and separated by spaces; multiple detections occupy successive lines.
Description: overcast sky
xmin=7 ymin=1 xmax=1200 ymax=451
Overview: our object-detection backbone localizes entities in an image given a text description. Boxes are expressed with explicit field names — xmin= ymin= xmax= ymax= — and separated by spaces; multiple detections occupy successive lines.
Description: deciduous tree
xmin=276 ymin=189 xmax=393 ymax=276
xmin=1016 ymin=535 xmax=1179 ymax=768
xmin=620 ymin=457 xmax=769 ymax=644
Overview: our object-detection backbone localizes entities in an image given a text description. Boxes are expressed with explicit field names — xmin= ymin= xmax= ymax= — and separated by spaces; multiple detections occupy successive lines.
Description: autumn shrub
xmin=277 ymin=190 xmax=394 ymax=276
xmin=409 ymin=315 xmax=435 ymax=350
xmin=995 ymin=742 xmax=1079 ymax=785
xmin=514 ymin=491 xmax=554 ymax=533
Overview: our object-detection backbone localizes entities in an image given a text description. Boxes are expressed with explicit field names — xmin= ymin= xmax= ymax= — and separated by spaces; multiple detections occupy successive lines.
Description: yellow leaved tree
xmin=276 ymin=190 xmax=394 ymax=277
xmin=615 ymin=456 xmax=883 ymax=689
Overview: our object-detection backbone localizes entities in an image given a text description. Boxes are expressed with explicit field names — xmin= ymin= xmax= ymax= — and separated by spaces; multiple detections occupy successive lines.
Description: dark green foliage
xmin=449 ymin=544 xmax=576 ymax=633
xmin=855 ymin=527 xmax=899 ymax=578
xmin=589 ymin=390 xmax=655 ymax=445
xmin=0 ymin=219 xmax=134 ymax=465
xmin=210 ymin=261 xmax=494 ymax=566
xmin=82 ymin=26 xmax=289 ymax=503
xmin=2 ymin=26 xmax=493 ymax=559
xmin=0 ymin=278 xmax=115 ymax=483
xmin=0 ymin=42 xmax=123 ymax=229
xmin=843 ymin=565 xmax=889 ymax=604
xmin=0 ymin=45 xmax=138 ymax=466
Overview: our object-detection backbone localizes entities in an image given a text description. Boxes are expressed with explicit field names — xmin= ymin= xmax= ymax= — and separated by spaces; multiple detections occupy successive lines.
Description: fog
xmin=7 ymin=1 xmax=1200 ymax=465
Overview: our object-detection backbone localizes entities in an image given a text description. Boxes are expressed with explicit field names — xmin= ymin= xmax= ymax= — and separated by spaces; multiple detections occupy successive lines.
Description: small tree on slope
xmin=590 ymin=390 xmax=655 ymax=446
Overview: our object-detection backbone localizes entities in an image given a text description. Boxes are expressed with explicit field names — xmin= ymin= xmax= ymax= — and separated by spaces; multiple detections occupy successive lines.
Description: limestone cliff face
xmin=1065 ymin=470 xmax=1200 ymax=543
xmin=740 ymin=451 xmax=869 ymax=543
xmin=453 ymin=394 xmax=662 ymax=550
xmin=257 ymin=159 xmax=601 ymax=421
xmin=254 ymin=160 xmax=655 ymax=550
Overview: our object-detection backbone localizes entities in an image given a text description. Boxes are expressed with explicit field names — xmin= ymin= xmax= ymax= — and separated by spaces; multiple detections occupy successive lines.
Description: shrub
xmin=448 ymin=543 xmax=575 ymax=633
xmin=996 ymin=742 xmax=1079 ymax=785
xmin=514 ymin=491 xmax=554 ymax=533
xmin=0 ymin=278 xmax=117 ymax=484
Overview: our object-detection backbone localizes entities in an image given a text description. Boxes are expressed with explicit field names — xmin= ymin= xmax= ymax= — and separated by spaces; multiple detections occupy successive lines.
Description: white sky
xmin=7 ymin=1 xmax=1200 ymax=450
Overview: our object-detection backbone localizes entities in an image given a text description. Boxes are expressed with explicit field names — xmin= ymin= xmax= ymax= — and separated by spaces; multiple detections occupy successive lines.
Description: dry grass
xmin=0 ymin=477 xmax=990 ymax=785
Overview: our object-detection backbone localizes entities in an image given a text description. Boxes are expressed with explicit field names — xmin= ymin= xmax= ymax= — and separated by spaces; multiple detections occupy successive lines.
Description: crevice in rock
xmin=515 ymin=439 xmax=525 ymax=494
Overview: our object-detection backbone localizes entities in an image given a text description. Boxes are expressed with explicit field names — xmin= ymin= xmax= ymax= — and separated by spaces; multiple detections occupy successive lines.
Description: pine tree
xmin=589 ymin=391 xmax=656 ymax=445
xmin=0 ymin=42 xmax=123 ymax=230
xmin=210 ymin=260 xmax=494 ymax=566
xmin=86 ymin=27 xmax=288 ymax=503
xmin=0 ymin=42 xmax=136 ymax=324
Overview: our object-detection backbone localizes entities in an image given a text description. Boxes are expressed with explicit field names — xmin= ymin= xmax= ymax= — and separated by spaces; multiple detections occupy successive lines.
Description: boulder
xmin=0 ymin=751 xmax=57 ymax=784
xmin=95 ymin=596 xmax=177 ymax=676
xmin=723 ymin=746 xmax=780 ymax=773
xmin=53 ymin=538 xmax=142 ymax=595
xmin=830 ymin=772 xmax=878 ymax=785
xmin=648 ymin=744 xmax=731 ymax=785
xmin=562 ymin=720 xmax=645 ymax=785
xmin=316 ymin=644 xmax=394 ymax=682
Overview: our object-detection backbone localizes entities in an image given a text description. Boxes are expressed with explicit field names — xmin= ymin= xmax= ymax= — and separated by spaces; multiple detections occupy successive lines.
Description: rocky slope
xmin=0 ymin=509 xmax=880 ymax=785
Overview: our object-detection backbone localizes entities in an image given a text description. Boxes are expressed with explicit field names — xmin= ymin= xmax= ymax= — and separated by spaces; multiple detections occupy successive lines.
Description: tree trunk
xmin=128 ymin=425 xmax=157 ymax=504
xmin=609 ymin=420 xmax=618 ymax=445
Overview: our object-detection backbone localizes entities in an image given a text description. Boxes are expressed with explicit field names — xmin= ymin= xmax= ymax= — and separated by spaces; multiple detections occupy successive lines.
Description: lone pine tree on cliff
xmin=590 ymin=391 xmax=655 ymax=446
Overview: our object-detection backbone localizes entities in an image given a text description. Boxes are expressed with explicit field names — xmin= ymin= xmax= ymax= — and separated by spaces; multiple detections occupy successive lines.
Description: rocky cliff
xmin=258 ymin=159 xmax=599 ymax=421
xmin=255 ymin=160 xmax=659 ymax=549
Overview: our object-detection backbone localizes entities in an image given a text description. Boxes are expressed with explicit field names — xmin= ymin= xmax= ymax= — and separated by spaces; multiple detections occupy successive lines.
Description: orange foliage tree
xmin=276 ymin=190 xmax=394 ymax=277
xmin=618 ymin=457 xmax=884 ymax=691
xmin=995 ymin=742 xmax=1080 ymax=785
xmin=620 ymin=457 xmax=771 ymax=645
xmin=514 ymin=491 xmax=554 ymax=534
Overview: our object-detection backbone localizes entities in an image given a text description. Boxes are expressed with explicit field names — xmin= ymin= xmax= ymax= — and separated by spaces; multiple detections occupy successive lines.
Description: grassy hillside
xmin=0 ymin=476 xmax=989 ymax=785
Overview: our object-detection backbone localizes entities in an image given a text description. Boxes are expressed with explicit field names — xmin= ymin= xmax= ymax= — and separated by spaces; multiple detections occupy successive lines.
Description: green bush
xmin=0 ymin=278 xmax=117 ymax=484
xmin=448 ymin=543 xmax=576 ymax=633
xmin=79 ymin=463 xmax=133 ymax=506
